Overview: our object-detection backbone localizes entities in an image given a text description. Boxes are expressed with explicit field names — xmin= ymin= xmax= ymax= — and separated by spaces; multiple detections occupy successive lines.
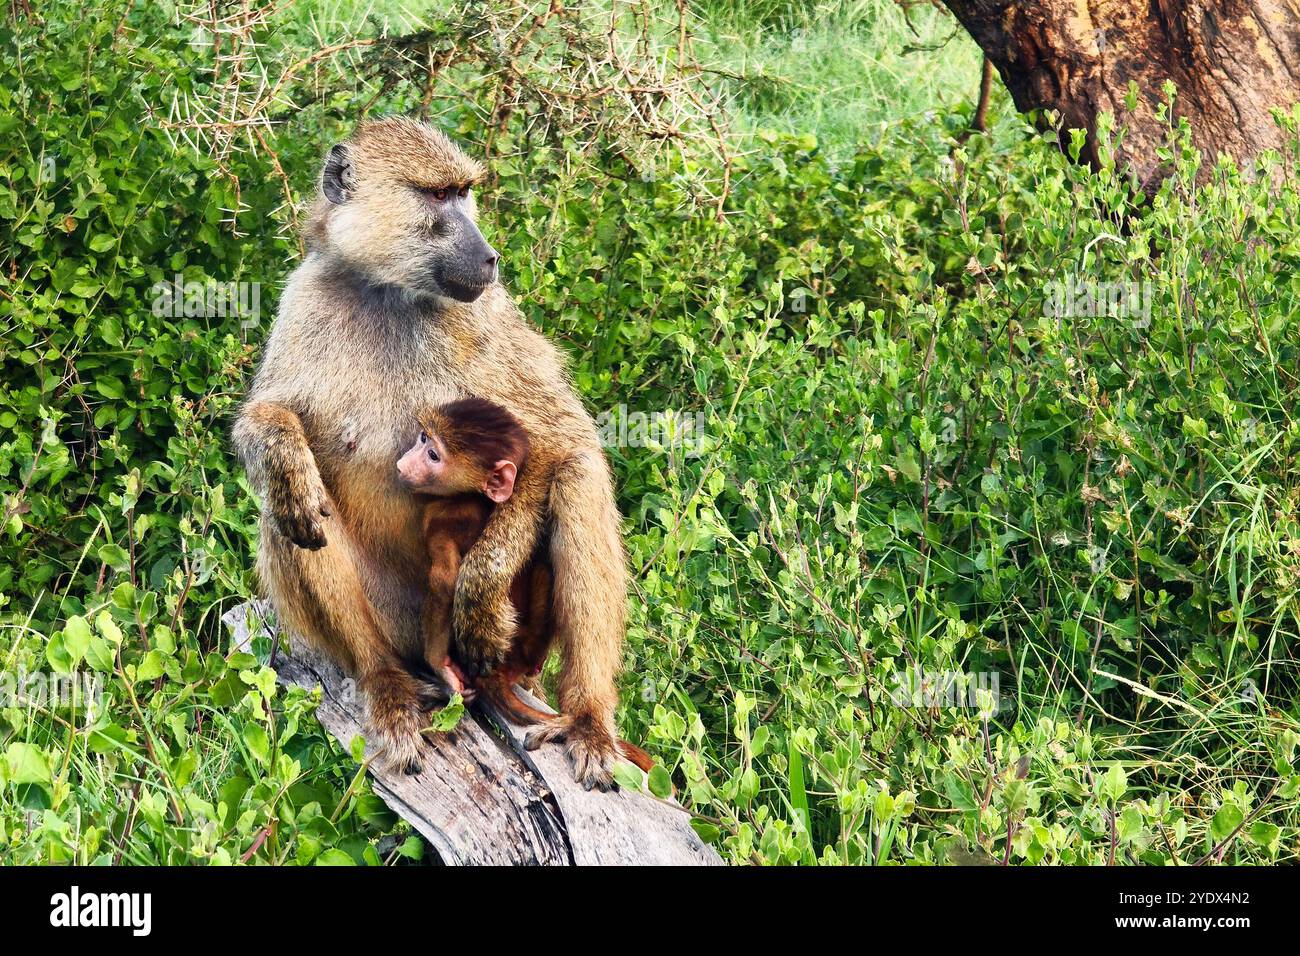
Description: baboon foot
xmin=364 ymin=667 xmax=427 ymax=776
xmin=524 ymin=713 xmax=619 ymax=792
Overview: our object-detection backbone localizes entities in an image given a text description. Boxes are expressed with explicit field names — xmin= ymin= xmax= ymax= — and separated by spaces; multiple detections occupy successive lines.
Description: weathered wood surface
xmin=223 ymin=601 xmax=724 ymax=866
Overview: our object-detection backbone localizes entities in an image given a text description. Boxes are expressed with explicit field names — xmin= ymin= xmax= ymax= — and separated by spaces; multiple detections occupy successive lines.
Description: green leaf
xmin=315 ymin=849 xmax=356 ymax=866
xmin=647 ymin=764 xmax=673 ymax=798
xmin=85 ymin=636 xmax=115 ymax=673
xmin=355 ymin=793 xmax=397 ymax=829
xmin=1246 ymin=821 xmax=1280 ymax=853
xmin=96 ymin=611 xmax=124 ymax=645
xmin=135 ymin=649 xmax=165 ymax=682
xmin=612 ymin=761 xmax=645 ymax=791
xmin=396 ymin=836 xmax=425 ymax=861
xmin=63 ymin=615 xmax=92 ymax=662
xmin=423 ymin=695 xmax=464 ymax=733
xmin=88 ymin=723 xmax=135 ymax=755
xmin=97 ymin=544 xmax=130 ymax=571
xmin=45 ymin=632 xmax=73 ymax=674
xmin=1101 ymin=763 xmax=1128 ymax=804
xmin=1210 ymin=804 xmax=1244 ymax=843
xmin=95 ymin=377 xmax=125 ymax=400
xmin=5 ymin=743 xmax=52 ymax=786
xmin=243 ymin=723 xmax=270 ymax=765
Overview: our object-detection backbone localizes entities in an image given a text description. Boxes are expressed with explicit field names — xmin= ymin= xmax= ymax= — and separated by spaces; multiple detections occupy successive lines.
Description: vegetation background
xmin=2 ymin=0 xmax=1298 ymax=865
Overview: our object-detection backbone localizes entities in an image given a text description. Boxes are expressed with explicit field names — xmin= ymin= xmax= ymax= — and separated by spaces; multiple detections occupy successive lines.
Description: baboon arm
xmin=548 ymin=450 xmax=626 ymax=719
xmin=519 ymin=449 xmax=628 ymax=790
xmin=452 ymin=461 xmax=552 ymax=677
xmin=233 ymin=401 xmax=331 ymax=550
xmin=233 ymin=401 xmax=305 ymax=491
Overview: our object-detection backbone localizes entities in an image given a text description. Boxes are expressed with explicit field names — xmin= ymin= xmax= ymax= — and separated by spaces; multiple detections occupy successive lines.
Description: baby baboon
xmin=233 ymin=119 xmax=627 ymax=787
xmin=396 ymin=397 xmax=654 ymax=775
xmin=395 ymin=396 xmax=544 ymax=704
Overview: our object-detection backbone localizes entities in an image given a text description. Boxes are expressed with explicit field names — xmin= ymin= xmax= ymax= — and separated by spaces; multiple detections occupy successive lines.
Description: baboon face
xmin=317 ymin=118 xmax=499 ymax=303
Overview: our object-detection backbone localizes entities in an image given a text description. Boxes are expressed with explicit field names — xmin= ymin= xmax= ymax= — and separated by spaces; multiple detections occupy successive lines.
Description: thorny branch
xmin=151 ymin=0 xmax=736 ymax=244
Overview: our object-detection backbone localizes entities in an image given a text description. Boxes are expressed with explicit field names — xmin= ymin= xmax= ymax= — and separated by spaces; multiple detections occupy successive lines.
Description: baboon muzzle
xmin=437 ymin=213 xmax=500 ymax=302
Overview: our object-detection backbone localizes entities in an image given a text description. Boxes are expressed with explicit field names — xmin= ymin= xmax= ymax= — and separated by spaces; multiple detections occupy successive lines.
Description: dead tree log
xmin=223 ymin=601 xmax=723 ymax=866
xmin=941 ymin=1 xmax=1300 ymax=188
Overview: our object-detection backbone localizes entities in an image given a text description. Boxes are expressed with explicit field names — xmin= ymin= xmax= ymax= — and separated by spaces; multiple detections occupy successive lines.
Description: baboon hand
xmin=268 ymin=457 xmax=333 ymax=550
xmin=451 ymin=585 xmax=514 ymax=680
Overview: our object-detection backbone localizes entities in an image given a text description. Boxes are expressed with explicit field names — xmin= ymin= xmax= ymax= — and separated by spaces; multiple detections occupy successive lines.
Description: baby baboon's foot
xmin=524 ymin=713 xmax=619 ymax=792
xmin=437 ymin=658 xmax=475 ymax=703
xmin=364 ymin=668 xmax=426 ymax=776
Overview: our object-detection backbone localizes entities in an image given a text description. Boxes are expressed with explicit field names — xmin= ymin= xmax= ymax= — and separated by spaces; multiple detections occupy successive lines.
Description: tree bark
xmin=942 ymin=1 xmax=1300 ymax=189
xmin=223 ymin=601 xmax=724 ymax=866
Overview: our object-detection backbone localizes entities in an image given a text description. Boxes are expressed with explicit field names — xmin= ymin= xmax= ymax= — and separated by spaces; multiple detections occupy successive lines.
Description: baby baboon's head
xmin=312 ymin=117 xmax=498 ymax=302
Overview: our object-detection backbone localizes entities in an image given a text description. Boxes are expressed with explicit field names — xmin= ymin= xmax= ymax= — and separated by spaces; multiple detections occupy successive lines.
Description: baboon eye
xmin=427 ymin=448 xmax=440 ymax=463
xmin=458 ymin=186 xmax=470 ymax=199
xmin=415 ymin=186 xmax=451 ymax=202
xmin=419 ymin=431 xmax=427 ymax=444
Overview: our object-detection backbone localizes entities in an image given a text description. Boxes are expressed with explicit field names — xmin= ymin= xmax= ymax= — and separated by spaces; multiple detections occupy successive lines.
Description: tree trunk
xmin=942 ymin=1 xmax=1300 ymax=189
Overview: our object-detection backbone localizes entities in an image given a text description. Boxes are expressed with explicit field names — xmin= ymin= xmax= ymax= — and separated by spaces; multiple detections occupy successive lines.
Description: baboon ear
xmin=483 ymin=460 xmax=517 ymax=504
xmin=322 ymin=143 xmax=356 ymax=204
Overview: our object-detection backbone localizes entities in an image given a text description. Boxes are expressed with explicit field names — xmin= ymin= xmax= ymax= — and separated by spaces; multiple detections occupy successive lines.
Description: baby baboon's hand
xmin=268 ymin=456 xmax=332 ymax=550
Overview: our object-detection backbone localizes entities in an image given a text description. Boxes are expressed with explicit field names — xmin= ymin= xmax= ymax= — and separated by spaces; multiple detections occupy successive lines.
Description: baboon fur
xmin=233 ymin=118 xmax=627 ymax=789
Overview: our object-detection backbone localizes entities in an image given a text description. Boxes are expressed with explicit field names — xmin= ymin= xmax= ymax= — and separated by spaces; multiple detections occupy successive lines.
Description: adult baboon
xmin=233 ymin=119 xmax=627 ymax=789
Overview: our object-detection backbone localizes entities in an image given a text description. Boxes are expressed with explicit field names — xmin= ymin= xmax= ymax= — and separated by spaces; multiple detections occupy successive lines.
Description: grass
xmin=269 ymin=0 xmax=991 ymax=156
xmin=688 ymin=0 xmax=988 ymax=154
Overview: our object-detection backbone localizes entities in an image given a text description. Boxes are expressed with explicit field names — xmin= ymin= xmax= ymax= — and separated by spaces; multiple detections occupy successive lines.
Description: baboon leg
xmin=258 ymin=521 xmax=429 ymax=775
xmin=524 ymin=452 xmax=626 ymax=791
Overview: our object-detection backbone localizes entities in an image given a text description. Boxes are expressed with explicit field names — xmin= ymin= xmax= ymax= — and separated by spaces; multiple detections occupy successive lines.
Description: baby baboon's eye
xmin=427 ymin=448 xmax=440 ymax=463
xmin=419 ymin=431 xmax=427 ymax=444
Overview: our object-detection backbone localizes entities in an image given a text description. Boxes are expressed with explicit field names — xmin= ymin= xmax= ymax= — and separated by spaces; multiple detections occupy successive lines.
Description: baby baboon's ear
xmin=322 ymin=143 xmax=356 ymax=204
